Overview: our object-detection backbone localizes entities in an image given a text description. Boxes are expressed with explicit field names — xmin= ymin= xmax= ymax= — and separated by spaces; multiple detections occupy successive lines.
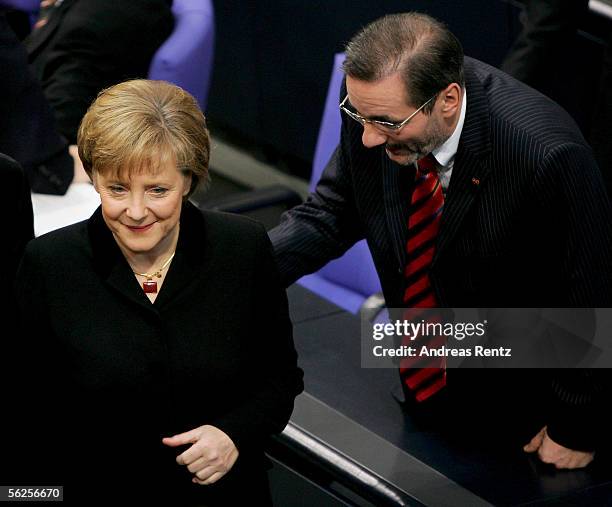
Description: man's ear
xmin=440 ymin=83 xmax=461 ymax=118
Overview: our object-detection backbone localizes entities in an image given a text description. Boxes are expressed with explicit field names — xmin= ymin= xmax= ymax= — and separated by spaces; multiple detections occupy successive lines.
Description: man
xmin=25 ymin=0 xmax=173 ymax=144
xmin=270 ymin=13 xmax=612 ymax=469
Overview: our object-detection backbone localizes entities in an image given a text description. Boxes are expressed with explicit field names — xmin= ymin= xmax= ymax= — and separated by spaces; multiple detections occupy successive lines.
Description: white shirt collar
xmin=432 ymin=89 xmax=467 ymax=169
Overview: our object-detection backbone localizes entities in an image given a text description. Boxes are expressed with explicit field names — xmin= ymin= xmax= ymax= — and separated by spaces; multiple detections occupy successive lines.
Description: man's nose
xmin=361 ymin=123 xmax=387 ymax=148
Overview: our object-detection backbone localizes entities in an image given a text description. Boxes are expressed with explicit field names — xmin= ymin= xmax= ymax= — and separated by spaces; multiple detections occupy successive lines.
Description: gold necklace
xmin=132 ymin=252 xmax=175 ymax=294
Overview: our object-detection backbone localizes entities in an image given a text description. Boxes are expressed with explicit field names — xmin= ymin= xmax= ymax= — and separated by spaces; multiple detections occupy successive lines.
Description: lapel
xmin=87 ymin=201 xmax=210 ymax=314
xmin=433 ymin=60 xmax=492 ymax=265
xmin=153 ymin=201 xmax=211 ymax=309
xmin=88 ymin=206 xmax=156 ymax=314
xmin=25 ymin=0 xmax=76 ymax=58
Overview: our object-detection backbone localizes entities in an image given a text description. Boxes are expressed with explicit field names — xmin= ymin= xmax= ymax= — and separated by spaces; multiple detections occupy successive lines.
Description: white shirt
xmin=430 ymin=89 xmax=467 ymax=192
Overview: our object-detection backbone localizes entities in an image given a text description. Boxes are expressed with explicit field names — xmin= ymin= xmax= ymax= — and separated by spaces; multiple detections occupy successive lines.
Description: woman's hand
xmin=162 ymin=425 xmax=239 ymax=485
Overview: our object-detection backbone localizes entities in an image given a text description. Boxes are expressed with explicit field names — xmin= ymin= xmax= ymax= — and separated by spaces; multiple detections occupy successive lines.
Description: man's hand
xmin=523 ymin=426 xmax=594 ymax=469
xmin=162 ymin=425 xmax=239 ymax=485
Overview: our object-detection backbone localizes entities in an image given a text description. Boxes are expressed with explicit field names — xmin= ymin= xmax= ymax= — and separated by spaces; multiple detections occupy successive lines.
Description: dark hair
xmin=343 ymin=13 xmax=464 ymax=114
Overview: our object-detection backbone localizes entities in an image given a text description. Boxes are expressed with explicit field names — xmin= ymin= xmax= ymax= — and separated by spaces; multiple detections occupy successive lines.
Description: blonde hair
xmin=77 ymin=79 xmax=210 ymax=197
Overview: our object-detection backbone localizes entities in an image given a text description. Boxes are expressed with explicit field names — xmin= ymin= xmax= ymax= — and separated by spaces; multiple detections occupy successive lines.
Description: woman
xmin=14 ymin=80 xmax=303 ymax=506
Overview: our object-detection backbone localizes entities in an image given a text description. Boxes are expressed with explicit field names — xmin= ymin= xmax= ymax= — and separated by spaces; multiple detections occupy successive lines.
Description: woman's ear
xmin=91 ymin=171 xmax=100 ymax=193
xmin=182 ymin=172 xmax=193 ymax=197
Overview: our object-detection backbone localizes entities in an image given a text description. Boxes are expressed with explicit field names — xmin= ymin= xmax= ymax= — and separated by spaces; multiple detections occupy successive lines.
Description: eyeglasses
xmin=339 ymin=93 xmax=438 ymax=132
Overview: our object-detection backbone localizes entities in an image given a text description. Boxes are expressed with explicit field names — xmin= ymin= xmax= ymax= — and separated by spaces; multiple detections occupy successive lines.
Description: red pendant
xmin=143 ymin=280 xmax=158 ymax=293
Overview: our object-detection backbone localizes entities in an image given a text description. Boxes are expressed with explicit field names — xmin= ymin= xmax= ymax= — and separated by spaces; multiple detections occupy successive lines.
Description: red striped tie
xmin=399 ymin=154 xmax=446 ymax=403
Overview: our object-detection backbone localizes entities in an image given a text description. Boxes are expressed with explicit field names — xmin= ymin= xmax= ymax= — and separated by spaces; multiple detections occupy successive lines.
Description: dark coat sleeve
xmin=9 ymin=239 xmax=68 ymax=485
xmin=211 ymin=223 xmax=304 ymax=450
xmin=269 ymin=84 xmax=365 ymax=287
xmin=546 ymin=370 xmax=611 ymax=452
xmin=534 ymin=143 xmax=612 ymax=451
xmin=534 ymin=143 xmax=612 ymax=306
xmin=1 ymin=154 xmax=34 ymax=288
xmin=1 ymin=155 xmax=34 ymax=483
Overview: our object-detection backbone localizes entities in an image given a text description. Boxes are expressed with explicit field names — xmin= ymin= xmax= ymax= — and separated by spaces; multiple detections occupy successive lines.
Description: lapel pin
xmin=472 ymin=177 xmax=480 ymax=186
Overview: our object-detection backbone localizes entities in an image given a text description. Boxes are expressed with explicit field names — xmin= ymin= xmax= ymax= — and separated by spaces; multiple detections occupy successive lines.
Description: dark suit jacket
xmin=13 ymin=202 xmax=303 ymax=505
xmin=25 ymin=0 xmax=173 ymax=143
xmin=0 ymin=12 xmax=72 ymax=194
xmin=0 ymin=152 xmax=32 ymax=337
xmin=0 ymin=153 xmax=32 ymax=488
xmin=0 ymin=153 xmax=33 ymax=290
xmin=270 ymin=57 xmax=612 ymax=450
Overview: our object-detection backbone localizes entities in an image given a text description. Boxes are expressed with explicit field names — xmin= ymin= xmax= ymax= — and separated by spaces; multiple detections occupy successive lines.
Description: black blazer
xmin=0 ymin=153 xmax=33 ymax=290
xmin=13 ymin=202 xmax=303 ymax=505
xmin=25 ymin=0 xmax=173 ymax=143
xmin=0 ymin=153 xmax=32 ymax=353
xmin=270 ymin=57 xmax=612 ymax=450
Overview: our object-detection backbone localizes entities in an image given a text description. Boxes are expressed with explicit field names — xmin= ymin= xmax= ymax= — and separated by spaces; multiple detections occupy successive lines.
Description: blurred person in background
xmin=25 ymin=0 xmax=173 ymax=143
xmin=502 ymin=0 xmax=612 ymax=198
xmin=0 ymin=10 xmax=79 ymax=194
